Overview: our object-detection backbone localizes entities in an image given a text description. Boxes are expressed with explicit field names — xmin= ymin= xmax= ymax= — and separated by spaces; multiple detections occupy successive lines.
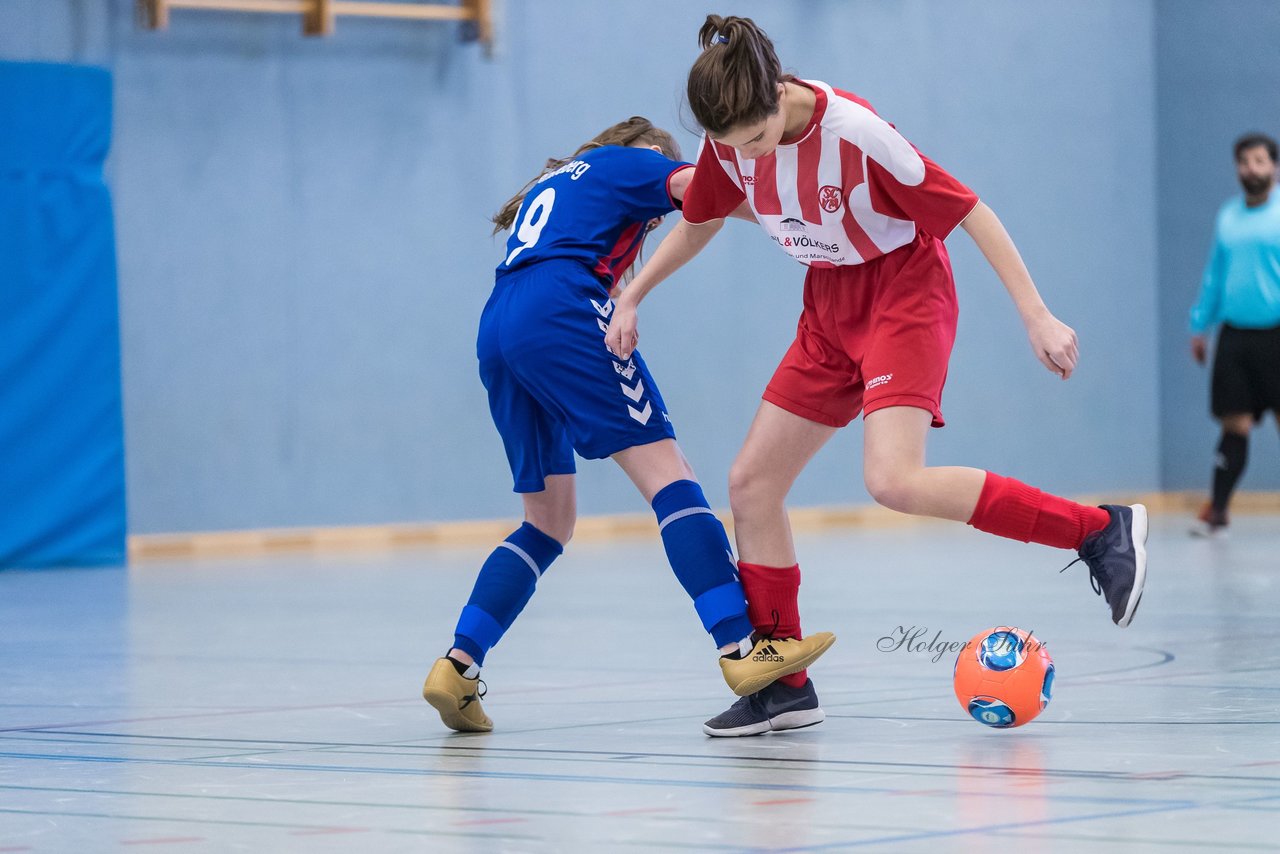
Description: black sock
xmin=1211 ymin=431 xmax=1248 ymax=517
xmin=720 ymin=635 xmax=754 ymax=660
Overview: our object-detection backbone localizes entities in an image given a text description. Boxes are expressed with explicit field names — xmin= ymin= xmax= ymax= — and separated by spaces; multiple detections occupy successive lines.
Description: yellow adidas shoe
xmin=720 ymin=632 xmax=836 ymax=697
xmin=423 ymin=657 xmax=493 ymax=732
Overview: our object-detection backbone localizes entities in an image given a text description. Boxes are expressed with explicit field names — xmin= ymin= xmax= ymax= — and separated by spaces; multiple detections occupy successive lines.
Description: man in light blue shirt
xmin=1188 ymin=133 xmax=1280 ymax=536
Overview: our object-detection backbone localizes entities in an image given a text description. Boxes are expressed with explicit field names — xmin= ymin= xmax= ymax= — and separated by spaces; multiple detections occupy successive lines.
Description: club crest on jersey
xmin=819 ymin=185 xmax=843 ymax=213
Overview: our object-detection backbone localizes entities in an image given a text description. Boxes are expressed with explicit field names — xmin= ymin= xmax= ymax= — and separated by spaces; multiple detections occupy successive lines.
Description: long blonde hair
xmin=492 ymin=116 xmax=681 ymax=234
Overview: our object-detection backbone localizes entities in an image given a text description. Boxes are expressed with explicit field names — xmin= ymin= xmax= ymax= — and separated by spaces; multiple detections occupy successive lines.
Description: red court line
xmin=120 ymin=837 xmax=204 ymax=845
xmin=0 ymin=847 xmax=34 ymax=852
xmin=600 ymin=807 xmax=677 ymax=816
xmin=751 ymin=797 xmax=815 ymax=806
xmin=451 ymin=818 xmax=528 ymax=826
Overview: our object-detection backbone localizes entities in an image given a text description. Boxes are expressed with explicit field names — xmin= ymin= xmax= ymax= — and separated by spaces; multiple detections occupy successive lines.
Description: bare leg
xmin=612 ymin=438 xmax=696 ymax=503
xmin=1221 ymin=413 xmax=1255 ymax=436
xmin=862 ymin=406 xmax=986 ymax=520
xmin=517 ymin=473 xmax=577 ymax=545
xmin=728 ymin=402 xmax=838 ymax=567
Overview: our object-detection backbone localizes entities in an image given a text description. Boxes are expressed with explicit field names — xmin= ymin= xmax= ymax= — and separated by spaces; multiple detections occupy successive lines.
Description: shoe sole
xmin=1117 ymin=503 xmax=1148 ymax=628
xmin=703 ymin=707 xmax=826 ymax=738
xmin=729 ymin=633 xmax=837 ymax=697
xmin=423 ymin=687 xmax=492 ymax=733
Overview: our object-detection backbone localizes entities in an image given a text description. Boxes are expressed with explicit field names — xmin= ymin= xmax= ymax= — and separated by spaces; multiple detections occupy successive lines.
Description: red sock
xmin=967 ymin=471 xmax=1110 ymax=550
xmin=738 ymin=561 xmax=807 ymax=689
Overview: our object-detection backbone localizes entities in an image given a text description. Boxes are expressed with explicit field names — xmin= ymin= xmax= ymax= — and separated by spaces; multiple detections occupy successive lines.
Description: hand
xmin=1025 ymin=310 xmax=1079 ymax=379
xmin=605 ymin=296 xmax=639 ymax=360
xmin=1191 ymin=335 xmax=1207 ymax=365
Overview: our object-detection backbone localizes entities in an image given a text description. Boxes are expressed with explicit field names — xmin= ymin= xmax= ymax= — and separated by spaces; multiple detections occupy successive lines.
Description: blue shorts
xmin=478 ymin=260 xmax=677 ymax=493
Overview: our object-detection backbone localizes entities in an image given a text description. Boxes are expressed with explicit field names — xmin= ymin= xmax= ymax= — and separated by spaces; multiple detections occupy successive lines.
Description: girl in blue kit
xmin=422 ymin=117 xmax=834 ymax=732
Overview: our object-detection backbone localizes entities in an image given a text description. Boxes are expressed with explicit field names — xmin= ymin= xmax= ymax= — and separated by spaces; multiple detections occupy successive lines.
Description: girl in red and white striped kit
xmin=605 ymin=15 xmax=1149 ymax=737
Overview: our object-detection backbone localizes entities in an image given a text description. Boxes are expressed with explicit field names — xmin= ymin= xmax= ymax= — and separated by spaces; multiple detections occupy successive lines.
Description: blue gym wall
xmin=2 ymin=0 xmax=1175 ymax=534
xmin=1156 ymin=0 xmax=1280 ymax=491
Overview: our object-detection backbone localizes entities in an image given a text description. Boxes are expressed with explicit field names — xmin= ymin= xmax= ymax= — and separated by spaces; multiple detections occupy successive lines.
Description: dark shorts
xmin=1211 ymin=323 xmax=1280 ymax=419
xmin=478 ymin=260 xmax=676 ymax=493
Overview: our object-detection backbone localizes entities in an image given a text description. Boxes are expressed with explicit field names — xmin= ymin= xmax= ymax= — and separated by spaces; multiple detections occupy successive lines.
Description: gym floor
xmin=2 ymin=512 xmax=1277 ymax=852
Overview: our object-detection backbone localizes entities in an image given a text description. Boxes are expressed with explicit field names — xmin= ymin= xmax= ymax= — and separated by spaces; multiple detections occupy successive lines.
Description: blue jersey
xmin=496 ymin=145 xmax=690 ymax=286
xmin=1190 ymin=195 xmax=1280 ymax=333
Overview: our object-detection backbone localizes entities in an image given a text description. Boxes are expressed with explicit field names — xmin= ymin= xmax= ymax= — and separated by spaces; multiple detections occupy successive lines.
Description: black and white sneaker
xmin=702 ymin=678 xmax=825 ymax=738
xmin=1069 ymin=503 xmax=1148 ymax=628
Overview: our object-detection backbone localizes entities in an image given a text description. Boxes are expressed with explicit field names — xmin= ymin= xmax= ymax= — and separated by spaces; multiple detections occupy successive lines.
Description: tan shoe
xmin=720 ymin=632 xmax=836 ymax=697
xmin=423 ymin=657 xmax=493 ymax=732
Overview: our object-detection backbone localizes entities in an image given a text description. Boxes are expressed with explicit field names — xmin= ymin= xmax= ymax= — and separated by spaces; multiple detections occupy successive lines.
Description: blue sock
xmin=452 ymin=522 xmax=564 ymax=666
xmin=652 ymin=480 xmax=753 ymax=648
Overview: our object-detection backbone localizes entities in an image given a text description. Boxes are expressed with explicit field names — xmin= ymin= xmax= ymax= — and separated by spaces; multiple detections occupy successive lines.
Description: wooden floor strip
xmin=127 ymin=490 xmax=1280 ymax=561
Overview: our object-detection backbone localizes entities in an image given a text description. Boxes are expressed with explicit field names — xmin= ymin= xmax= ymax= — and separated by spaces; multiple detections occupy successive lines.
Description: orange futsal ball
xmin=953 ymin=626 xmax=1054 ymax=728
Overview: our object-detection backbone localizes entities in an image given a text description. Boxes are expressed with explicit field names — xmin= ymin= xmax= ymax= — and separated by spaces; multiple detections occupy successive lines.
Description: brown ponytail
xmin=491 ymin=116 xmax=681 ymax=234
xmin=687 ymin=15 xmax=789 ymax=136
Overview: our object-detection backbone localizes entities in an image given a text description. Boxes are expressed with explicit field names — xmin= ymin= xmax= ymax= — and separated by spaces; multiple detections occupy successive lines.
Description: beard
xmin=1240 ymin=173 xmax=1273 ymax=196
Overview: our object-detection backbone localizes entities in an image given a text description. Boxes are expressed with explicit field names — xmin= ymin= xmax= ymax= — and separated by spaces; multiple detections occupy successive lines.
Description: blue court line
xmin=163 ymin=745 xmax=1232 ymax=805
xmin=0 ymin=750 xmax=921 ymax=796
xmin=0 ymin=807 xmax=819 ymax=852
xmin=1117 ymin=660 xmax=1280 ymax=685
xmin=0 ymin=783 xmax=839 ymax=845
xmin=0 ymin=783 xmax=1015 ymax=843
xmin=0 ymin=709 xmax=757 ymax=740
xmin=752 ymin=800 xmax=1201 ymax=852
xmin=0 ymin=674 xmax=723 ymax=734
xmin=0 ymin=751 xmax=1199 ymax=806
xmin=984 ymin=826 xmax=1276 ymax=850
xmin=1220 ymin=803 xmax=1280 ymax=812
xmin=1071 ymin=647 xmax=1176 ymax=680
xmin=1217 ymin=794 xmax=1280 ymax=812
xmin=827 ymin=712 xmax=1280 ymax=726
xmin=0 ymin=807 xmax=542 ymax=843
xmin=11 ymin=732 xmax=1280 ymax=788
xmin=0 ymin=784 xmax=597 ymax=817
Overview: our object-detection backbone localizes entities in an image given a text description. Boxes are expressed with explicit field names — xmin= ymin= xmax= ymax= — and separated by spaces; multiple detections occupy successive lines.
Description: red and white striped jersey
xmin=683 ymin=80 xmax=979 ymax=269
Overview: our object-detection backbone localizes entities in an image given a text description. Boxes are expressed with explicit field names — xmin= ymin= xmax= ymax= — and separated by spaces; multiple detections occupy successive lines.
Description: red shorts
xmin=763 ymin=232 xmax=959 ymax=429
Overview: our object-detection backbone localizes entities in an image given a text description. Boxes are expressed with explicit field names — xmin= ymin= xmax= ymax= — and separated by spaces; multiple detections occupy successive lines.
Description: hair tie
xmin=712 ymin=33 xmax=729 ymax=45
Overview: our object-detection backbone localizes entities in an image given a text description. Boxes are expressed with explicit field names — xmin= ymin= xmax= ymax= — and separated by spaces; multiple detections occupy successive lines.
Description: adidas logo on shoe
xmin=720 ymin=631 xmax=837 ymax=697
xmin=753 ymin=643 xmax=784 ymax=662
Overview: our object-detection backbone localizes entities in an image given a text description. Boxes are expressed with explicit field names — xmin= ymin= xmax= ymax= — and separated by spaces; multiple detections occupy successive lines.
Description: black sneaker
xmin=702 ymin=678 xmax=825 ymax=738
xmin=1069 ymin=503 xmax=1148 ymax=628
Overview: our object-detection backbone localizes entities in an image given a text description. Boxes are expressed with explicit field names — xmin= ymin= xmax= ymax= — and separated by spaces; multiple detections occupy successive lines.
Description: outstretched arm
xmin=961 ymin=201 xmax=1079 ymax=380
xmin=605 ymin=217 xmax=725 ymax=360
xmin=1189 ymin=239 xmax=1225 ymax=365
